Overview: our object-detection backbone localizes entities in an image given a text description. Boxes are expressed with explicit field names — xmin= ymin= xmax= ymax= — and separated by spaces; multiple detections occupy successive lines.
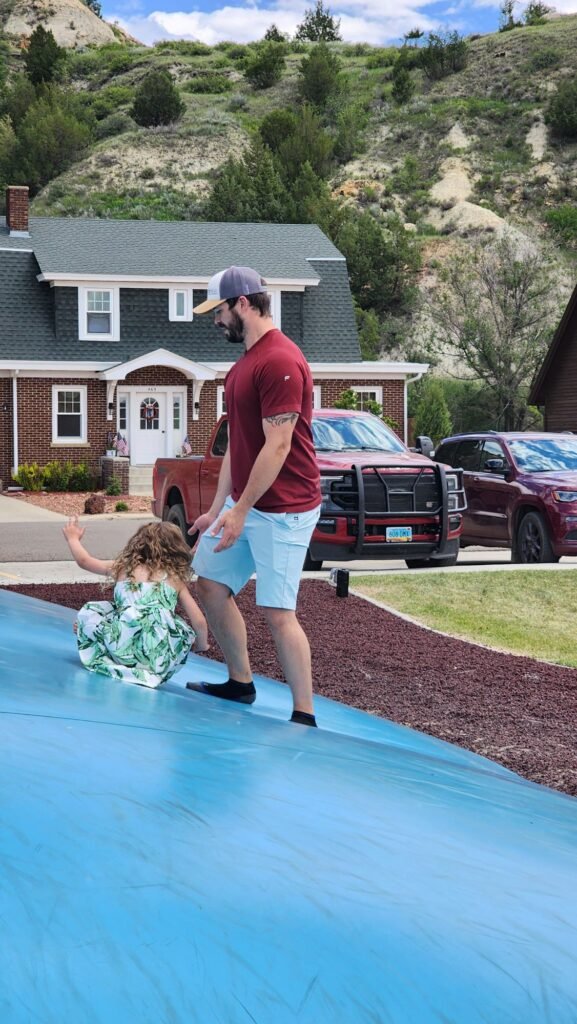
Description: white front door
xmin=131 ymin=392 xmax=167 ymax=464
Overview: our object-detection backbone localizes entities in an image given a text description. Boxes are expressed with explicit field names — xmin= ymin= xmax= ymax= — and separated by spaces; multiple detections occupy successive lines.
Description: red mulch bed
xmin=6 ymin=580 xmax=577 ymax=797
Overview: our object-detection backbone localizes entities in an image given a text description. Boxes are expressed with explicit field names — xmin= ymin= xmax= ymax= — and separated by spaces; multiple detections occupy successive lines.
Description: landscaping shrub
xmin=106 ymin=477 xmax=122 ymax=496
xmin=13 ymin=463 xmax=44 ymax=491
xmin=115 ymin=500 xmax=129 ymax=511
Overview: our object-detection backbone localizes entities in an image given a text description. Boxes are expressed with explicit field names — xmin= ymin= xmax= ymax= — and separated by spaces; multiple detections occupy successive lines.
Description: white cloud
xmin=107 ymin=0 xmax=439 ymax=45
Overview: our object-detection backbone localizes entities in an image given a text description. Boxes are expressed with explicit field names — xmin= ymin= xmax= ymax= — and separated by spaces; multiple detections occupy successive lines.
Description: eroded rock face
xmin=84 ymin=493 xmax=106 ymax=515
xmin=5 ymin=0 xmax=118 ymax=48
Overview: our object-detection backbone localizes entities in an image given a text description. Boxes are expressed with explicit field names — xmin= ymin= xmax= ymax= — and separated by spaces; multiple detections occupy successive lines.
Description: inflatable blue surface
xmin=1 ymin=587 xmax=577 ymax=1024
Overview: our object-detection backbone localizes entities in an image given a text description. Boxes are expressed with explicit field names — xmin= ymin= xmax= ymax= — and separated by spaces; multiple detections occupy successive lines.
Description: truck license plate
xmin=386 ymin=527 xmax=412 ymax=542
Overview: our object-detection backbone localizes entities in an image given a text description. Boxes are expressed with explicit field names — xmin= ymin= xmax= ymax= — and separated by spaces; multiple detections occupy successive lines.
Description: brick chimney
xmin=6 ymin=185 xmax=30 ymax=236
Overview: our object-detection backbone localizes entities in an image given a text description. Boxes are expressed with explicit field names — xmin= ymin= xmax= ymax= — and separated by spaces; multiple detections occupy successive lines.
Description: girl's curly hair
xmin=111 ymin=522 xmax=192 ymax=584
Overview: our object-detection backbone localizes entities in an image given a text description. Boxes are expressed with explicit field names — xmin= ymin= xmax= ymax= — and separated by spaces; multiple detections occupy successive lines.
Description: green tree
xmin=413 ymin=379 xmax=452 ymax=445
xmin=259 ymin=108 xmax=298 ymax=153
xmin=334 ymin=211 xmax=420 ymax=316
xmin=14 ymin=95 xmax=91 ymax=192
xmin=333 ymin=103 xmax=367 ymax=163
xmin=545 ymin=79 xmax=577 ymax=139
xmin=355 ymin=306 xmax=382 ymax=360
xmin=499 ymin=0 xmax=521 ymax=30
xmin=0 ymin=76 xmax=36 ymax=130
xmin=264 ymin=24 xmax=287 ymax=42
xmin=243 ymin=42 xmax=286 ymax=89
xmin=419 ymin=31 xmax=468 ymax=80
xmin=0 ymin=116 xmax=17 ymax=189
xmin=277 ymin=103 xmax=333 ymax=181
xmin=392 ymin=65 xmax=415 ymax=105
xmin=24 ymin=26 xmax=66 ymax=86
xmin=524 ymin=1 xmax=551 ymax=24
xmin=403 ymin=27 xmax=424 ymax=44
xmin=206 ymin=137 xmax=290 ymax=222
xmin=288 ymin=160 xmax=333 ymax=224
xmin=430 ymin=234 xmax=563 ymax=430
xmin=131 ymin=69 xmax=184 ymax=127
xmin=298 ymin=41 xmax=341 ymax=106
xmin=295 ymin=0 xmax=342 ymax=41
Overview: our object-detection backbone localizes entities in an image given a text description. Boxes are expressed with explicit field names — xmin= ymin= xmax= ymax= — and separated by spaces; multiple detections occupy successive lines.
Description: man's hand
xmin=189 ymin=511 xmax=217 ymax=537
xmin=211 ymin=505 xmax=247 ymax=552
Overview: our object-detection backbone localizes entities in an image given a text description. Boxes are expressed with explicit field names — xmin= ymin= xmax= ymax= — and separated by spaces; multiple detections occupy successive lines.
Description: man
xmin=187 ymin=266 xmax=321 ymax=726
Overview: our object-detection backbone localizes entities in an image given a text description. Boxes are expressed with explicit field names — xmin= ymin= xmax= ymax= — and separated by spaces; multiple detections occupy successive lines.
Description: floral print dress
xmin=76 ymin=578 xmax=195 ymax=688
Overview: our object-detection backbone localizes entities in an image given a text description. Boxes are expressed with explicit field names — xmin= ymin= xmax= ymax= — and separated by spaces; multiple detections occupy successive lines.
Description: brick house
xmin=529 ymin=281 xmax=577 ymax=430
xmin=0 ymin=185 xmax=429 ymax=492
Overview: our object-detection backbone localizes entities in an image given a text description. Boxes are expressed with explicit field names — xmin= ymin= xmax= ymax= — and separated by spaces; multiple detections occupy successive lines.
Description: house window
xmin=52 ymin=386 xmax=87 ymax=443
xmin=268 ymin=290 xmax=281 ymax=327
xmin=312 ymin=385 xmax=321 ymax=409
xmin=352 ymin=386 xmax=383 ymax=411
xmin=216 ymin=385 xmax=227 ymax=419
xmin=79 ymin=287 xmax=119 ymax=341
xmin=140 ymin=397 xmax=159 ymax=430
xmin=173 ymin=395 xmax=181 ymax=430
xmin=118 ymin=396 xmax=127 ymax=431
xmin=169 ymin=288 xmax=193 ymax=322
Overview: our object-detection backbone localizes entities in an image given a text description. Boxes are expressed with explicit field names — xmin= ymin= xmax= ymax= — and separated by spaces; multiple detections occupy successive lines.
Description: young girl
xmin=63 ymin=518 xmax=209 ymax=689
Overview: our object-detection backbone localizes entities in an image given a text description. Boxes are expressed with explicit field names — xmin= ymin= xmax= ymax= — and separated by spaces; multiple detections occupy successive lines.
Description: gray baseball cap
xmin=193 ymin=265 xmax=268 ymax=314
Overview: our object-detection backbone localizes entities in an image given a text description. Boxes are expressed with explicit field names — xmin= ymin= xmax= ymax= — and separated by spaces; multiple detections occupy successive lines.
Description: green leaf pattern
xmin=76 ymin=580 xmax=195 ymax=688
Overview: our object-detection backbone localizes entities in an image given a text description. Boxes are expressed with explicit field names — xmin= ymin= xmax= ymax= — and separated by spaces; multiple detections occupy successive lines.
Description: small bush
xmin=115 ymin=500 xmax=129 ymax=511
xmin=244 ymin=42 xmax=286 ymax=89
xmin=13 ymin=462 xmax=44 ymax=491
xmin=89 ymin=85 xmax=134 ymax=120
xmin=546 ymin=79 xmax=577 ymax=139
xmin=154 ymin=40 xmax=212 ymax=55
xmin=183 ymin=73 xmax=232 ymax=94
xmin=42 ymin=459 xmax=72 ymax=491
xmin=139 ymin=165 xmax=155 ymax=179
xmin=227 ymin=92 xmax=248 ymax=111
xmin=94 ymin=111 xmax=135 ymax=139
xmin=365 ymin=47 xmax=396 ymax=68
xmin=69 ymin=462 xmax=96 ymax=492
xmin=131 ymin=69 xmax=185 ymax=127
xmin=106 ymin=477 xmax=122 ymax=496
xmin=226 ymin=44 xmax=249 ymax=61
xmin=419 ymin=31 xmax=468 ymax=81
xmin=546 ymin=205 xmax=577 ymax=249
xmin=530 ymin=48 xmax=560 ymax=71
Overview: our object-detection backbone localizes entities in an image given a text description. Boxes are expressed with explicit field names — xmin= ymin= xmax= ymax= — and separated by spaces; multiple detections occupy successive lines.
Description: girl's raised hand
xmin=62 ymin=516 xmax=85 ymax=543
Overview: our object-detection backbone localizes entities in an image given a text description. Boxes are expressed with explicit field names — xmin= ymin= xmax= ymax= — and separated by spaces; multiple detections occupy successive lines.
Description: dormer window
xmin=79 ymin=286 xmax=119 ymax=341
xmin=169 ymin=288 xmax=193 ymax=322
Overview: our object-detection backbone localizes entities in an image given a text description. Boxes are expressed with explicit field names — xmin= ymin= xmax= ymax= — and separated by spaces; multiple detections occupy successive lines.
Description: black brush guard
xmin=311 ymin=462 xmax=465 ymax=561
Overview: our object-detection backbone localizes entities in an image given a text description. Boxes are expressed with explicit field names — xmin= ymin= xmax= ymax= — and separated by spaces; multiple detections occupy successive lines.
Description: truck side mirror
xmin=414 ymin=435 xmax=434 ymax=458
xmin=485 ymin=458 xmax=507 ymax=474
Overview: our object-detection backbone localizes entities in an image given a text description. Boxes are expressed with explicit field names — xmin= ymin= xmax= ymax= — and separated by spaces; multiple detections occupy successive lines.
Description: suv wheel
xmin=514 ymin=511 xmax=559 ymax=564
xmin=303 ymin=550 xmax=323 ymax=571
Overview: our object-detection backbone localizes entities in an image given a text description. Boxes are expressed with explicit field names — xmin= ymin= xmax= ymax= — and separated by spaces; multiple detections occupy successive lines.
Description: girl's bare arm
xmin=62 ymin=517 xmax=114 ymax=576
xmin=177 ymin=585 xmax=210 ymax=651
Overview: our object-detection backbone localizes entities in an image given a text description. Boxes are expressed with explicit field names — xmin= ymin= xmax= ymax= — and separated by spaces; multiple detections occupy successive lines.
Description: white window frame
xmin=352 ymin=386 xmax=383 ymax=410
xmin=268 ymin=289 xmax=281 ymax=328
xmin=52 ymin=385 xmax=87 ymax=444
xmin=216 ymin=385 xmax=227 ymax=419
xmin=78 ymin=286 xmax=119 ymax=341
xmin=169 ymin=288 xmax=194 ymax=322
xmin=312 ymin=385 xmax=321 ymax=409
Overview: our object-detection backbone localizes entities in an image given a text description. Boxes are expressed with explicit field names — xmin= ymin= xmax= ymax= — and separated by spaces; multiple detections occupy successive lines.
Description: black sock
xmin=290 ymin=710 xmax=317 ymax=727
xmin=186 ymin=678 xmax=256 ymax=701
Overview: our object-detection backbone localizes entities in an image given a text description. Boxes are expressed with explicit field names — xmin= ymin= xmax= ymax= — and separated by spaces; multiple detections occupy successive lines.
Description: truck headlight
xmin=552 ymin=490 xmax=577 ymax=503
xmin=446 ymin=473 xmax=459 ymax=491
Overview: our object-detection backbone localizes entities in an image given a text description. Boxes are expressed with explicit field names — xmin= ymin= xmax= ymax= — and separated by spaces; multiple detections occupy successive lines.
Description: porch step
xmin=128 ymin=465 xmax=153 ymax=496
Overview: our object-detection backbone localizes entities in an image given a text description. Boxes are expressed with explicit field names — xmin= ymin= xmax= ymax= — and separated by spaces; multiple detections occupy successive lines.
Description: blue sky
xmin=104 ymin=0 xmax=575 ymax=47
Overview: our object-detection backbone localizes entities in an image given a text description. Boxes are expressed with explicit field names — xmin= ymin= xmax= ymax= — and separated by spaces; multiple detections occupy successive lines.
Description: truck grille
xmin=330 ymin=468 xmax=442 ymax=514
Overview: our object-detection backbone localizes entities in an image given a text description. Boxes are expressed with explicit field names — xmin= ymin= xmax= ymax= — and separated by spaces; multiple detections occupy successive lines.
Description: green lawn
xmin=352 ymin=570 xmax=577 ymax=668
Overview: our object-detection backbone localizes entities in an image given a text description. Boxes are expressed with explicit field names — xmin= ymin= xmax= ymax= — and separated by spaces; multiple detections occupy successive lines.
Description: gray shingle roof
xmin=0 ymin=218 xmax=343 ymax=278
xmin=0 ymin=251 xmax=56 ymax=357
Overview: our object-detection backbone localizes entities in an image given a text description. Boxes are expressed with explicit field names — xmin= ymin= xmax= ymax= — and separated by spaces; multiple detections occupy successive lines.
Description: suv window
xmin=480 ymin=439 xmax=506 ymax=470
xmin=435 ymin=440 xmax=458 ymax=465
xmin=454 ymin=439 xmax=483 ymax=471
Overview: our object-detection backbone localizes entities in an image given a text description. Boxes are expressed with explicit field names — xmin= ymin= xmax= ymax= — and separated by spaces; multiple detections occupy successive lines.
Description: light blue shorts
xmin=192 ymin=497 xmax=321 ymax=611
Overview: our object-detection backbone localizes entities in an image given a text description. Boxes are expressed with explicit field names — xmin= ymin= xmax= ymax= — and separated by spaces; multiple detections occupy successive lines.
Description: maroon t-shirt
xmin=225 ymin=328 xmax=321 ymax=512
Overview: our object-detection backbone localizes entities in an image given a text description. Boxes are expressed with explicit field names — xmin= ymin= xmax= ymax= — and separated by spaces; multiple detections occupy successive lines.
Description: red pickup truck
xmin=152 ymin=409 xmax=466 ymax=570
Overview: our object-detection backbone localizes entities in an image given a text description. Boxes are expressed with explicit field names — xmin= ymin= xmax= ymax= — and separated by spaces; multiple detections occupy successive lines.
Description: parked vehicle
xmin=152 ymin=410 xmax=466 ymax=570
xmin=434 ymin=430 xmax=577 ymax=563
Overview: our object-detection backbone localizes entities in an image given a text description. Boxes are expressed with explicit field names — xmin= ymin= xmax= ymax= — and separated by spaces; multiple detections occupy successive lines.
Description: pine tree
xmin=131 ymin=70 xmax=185 ymax=127
xmin=298 ymin=41 xmax=341 ymax=106
xmin=414 ymin=380 xmax=452 ymax=445
xmin=24 ymin=26 xmax=66 ymax=86
xmin=295 ymin=0 xmax=342 ymax=41
xmin=206 ymin=139 xmax=290 ymax=222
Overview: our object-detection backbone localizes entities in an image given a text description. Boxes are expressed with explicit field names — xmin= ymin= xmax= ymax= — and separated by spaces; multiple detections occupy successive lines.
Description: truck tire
xmin=166 ymin=503 xmax=194 ymax=548
xmin=303 ymin=550 xmax=323 ymax=571
xmin=405 ymin=553 xmax=459 ymax=569
xmin=514 ymin=511 xmax=558 ymax=564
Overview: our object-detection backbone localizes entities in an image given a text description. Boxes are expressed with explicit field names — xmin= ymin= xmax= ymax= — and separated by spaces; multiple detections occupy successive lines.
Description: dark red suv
xmin=434 ymin=431 xmax=577 ymax=562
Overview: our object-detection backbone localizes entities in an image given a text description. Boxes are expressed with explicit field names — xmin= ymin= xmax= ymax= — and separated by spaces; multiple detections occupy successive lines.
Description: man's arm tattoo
xmin=264 ymin=412 xmax=299 ymax=427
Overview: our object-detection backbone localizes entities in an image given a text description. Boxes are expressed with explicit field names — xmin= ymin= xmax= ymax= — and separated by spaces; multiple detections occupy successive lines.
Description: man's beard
xmin=223 ymin=311 xmax=245 ymax=345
